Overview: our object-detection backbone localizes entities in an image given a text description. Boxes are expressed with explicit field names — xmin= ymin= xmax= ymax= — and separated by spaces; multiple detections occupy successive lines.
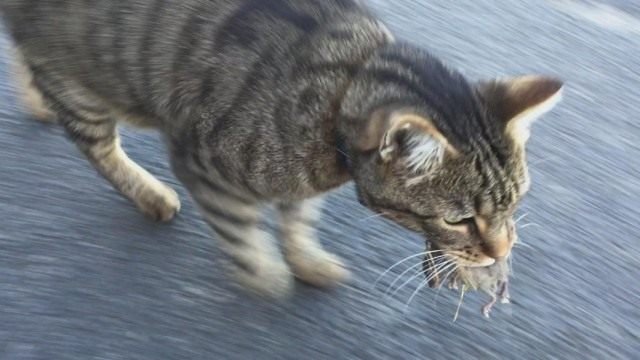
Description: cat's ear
xmin=479 ymin=76 xmax=563 ymax=146
xmin=358 ymin=110 xmax=457 ymax=173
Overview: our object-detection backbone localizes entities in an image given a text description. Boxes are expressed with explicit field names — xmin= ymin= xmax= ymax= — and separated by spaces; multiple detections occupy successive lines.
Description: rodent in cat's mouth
xmin=423 ymin=248 xmax=511 ymax=317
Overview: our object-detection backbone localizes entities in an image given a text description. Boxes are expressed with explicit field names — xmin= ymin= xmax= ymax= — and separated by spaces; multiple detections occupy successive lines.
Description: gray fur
xmin=1 ymin=0 xmax=562 ymax=297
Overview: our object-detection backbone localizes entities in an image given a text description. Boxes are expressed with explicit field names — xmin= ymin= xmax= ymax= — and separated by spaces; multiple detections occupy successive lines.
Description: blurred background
xmin=1 ymin=0 xmax=639 ymax=359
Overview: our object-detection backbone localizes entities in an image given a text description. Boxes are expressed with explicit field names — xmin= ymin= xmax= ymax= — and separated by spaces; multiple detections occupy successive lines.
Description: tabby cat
xmin=1 ymin=0 xmax=562 ymax=300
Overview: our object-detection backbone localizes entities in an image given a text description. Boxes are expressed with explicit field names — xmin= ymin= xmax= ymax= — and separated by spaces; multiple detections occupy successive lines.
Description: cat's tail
xmin=9 ymin=46 xmax=56 ymax=122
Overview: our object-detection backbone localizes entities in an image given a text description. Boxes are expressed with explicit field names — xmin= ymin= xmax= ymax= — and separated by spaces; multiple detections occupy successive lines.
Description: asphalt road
xmin=1 ymin=0 xmax=639 ymax=359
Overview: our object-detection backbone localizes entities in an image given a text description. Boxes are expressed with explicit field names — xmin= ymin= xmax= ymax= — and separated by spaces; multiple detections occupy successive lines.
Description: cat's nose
xmin=477 ymin=219 xmax=513 ymax=259
xmin=483 ymin=239 xmax=511 ymax=260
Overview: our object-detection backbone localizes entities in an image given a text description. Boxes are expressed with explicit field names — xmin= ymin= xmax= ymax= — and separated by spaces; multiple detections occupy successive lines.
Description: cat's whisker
xmin=453 ymin=285 xmax=467 ymax=322
xmin=403 ymin=279 xmax=429 ymax=313
xmin=389 ymin=259 xmax=454 ymax=299
xmin=416 ymin=260 xmax=457 ymax=296
xmin=374 ymin=250 xmax=445 ymax=287
xmin=431 ymin=262 xmax=459 ymax=308
xmin=357 ymin=212 xmax=387 ymax=223
xmin=519 ymin=223 xmax=540 ymax=230
xmin=383 ymin=257 xmax=436 ymax=296
xmin=514 ymin=213 xmax=529 ymax=225
xmin=513 ymin=242 xmax=533 ymax=250
xmin=384 ymin=255 xmax=450 ymax=296
xmin=436 ymin=265 xmax=459 ymax=293
xmin=404 ymin=262 xmax=458 ymax=312
xmin=335 ymin=146 xmax=351 ymax=160
xmin=432 ymin=261 xmax=460 ymax=305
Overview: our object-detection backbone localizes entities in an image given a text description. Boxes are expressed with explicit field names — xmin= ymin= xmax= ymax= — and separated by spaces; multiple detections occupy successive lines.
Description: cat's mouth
xmin=421 ymin=248 xmax=502 ymax=289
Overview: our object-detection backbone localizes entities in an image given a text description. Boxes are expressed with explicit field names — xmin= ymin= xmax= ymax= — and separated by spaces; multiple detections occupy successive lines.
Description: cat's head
xmin=345 ymin=48 xmax=562 ymax=286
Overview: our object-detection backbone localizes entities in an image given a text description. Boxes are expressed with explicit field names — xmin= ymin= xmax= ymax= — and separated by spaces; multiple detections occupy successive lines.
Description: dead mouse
xmin=450 ymin=258 xmax=511 ymax=318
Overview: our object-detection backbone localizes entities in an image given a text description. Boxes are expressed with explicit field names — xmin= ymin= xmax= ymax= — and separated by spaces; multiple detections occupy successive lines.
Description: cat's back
xmin=0 ymin=0 xmax=370 ymax=116
xmin=0 ymin=0 xmax=364 ymax=31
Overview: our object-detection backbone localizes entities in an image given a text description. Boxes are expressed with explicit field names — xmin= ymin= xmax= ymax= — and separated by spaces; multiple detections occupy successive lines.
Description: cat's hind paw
xmin=234 ymin=256 xmax=294 ymax=299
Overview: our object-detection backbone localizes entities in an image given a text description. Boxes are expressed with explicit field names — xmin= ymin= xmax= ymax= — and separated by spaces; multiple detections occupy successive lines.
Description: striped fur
xmin=1 ymin=0 xmax=562 ymax=297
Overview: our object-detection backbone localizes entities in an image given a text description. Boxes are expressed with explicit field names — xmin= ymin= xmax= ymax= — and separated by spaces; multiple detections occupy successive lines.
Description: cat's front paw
xmin=234 ymin=256 xmax=294 ymax=299
xmin=136 ymin=183 xmax=181 ymax=222
xmin=287 ymin=249 xmax=350 ymax=288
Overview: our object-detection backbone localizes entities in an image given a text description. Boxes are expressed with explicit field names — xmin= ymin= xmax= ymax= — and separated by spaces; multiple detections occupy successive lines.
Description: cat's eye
xmin=444 ymin=215 xmax=475 ymax=226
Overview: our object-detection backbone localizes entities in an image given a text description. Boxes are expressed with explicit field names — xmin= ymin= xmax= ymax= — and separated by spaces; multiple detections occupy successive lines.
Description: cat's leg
xmin=35 ymin=88 xmax=180 ymax=221
xmin=66 ymin=122 xmax=180 ymax=222
xmin=171 ymin=162 xmax=293 ymax=298
xmin=278 ymin=198 xmax=349 ymax=288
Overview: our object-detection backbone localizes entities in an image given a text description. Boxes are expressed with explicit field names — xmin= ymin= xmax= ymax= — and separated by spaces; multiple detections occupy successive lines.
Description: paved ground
xmin=1 ymin=0 xmax=639 ymax=359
